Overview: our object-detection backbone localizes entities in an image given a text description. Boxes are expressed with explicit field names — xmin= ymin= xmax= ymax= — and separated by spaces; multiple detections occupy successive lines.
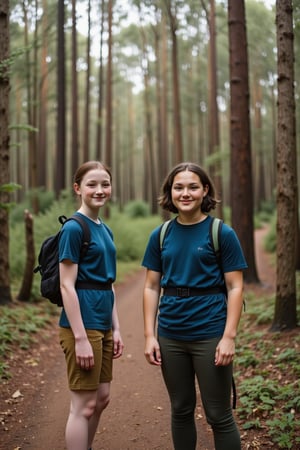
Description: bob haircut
xmin=73 ymin=160 xmax=112 ymax=186
xmin=158 ymin=162 xmax=219 ymax=214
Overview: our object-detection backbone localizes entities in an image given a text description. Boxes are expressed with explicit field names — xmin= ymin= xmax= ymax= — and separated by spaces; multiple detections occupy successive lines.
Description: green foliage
xmin=263 ymin=213 xmax=276 ymax=253
xmin=0 ymin=182 xmax=22 ymax=211
xmin=9 ymin=188 xmax=58 ymax=223
xmin=108 ymin=210 xmax=160 ymax=262
xmin=9 ymin=197 xmax=161 ymax=298
xmin=236 ymin=291 xmax=300 ymax=447
xmin=0 ymin=305 xmax=53 ymax=379
xmin=123 ymin=200 xmax=150 ymax=218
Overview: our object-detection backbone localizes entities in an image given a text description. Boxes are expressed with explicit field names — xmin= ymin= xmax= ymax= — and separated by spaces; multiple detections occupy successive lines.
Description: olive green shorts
xmin=59 ymin=327 xmax=113 ymax=391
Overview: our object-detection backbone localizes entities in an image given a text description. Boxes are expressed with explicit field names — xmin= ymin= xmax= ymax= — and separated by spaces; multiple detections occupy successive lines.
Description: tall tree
xmin=71 ymin=0 xmax=79 ymax=174
xmin=95 ymin=0 xmax=106 ymax=161
xmin=0 ymin=0 xmax=12 ymax=304
xmin=228 ymin=0 xmax=259 ymax=283
xmin=55 ymin=0 xmax=66 ymax=197
xmin=83 ymin=0 xmax=91 ymax=162
xmin=271 ymin=0 xmax=298 ymax=331
xmin=38 ymin=0 xmax=49 ymax=188
xmin=165 ymin=0 xmax=183 ymax=163
xmin=105 ymin=0 xmax=113 ymax=169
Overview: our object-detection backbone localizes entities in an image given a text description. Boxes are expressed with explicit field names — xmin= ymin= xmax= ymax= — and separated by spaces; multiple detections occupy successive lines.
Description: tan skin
xmin=143 ymin=169 xmax=244 ymax=368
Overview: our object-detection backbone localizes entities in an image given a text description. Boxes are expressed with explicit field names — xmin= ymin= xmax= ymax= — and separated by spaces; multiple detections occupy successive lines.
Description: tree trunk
xmin=0 ymin=0 xmax=12 ymax=305
xmin=271 ymin=0 xmax=297 ymax=331
xmin=71 ymin=0 xmax=79 ymax=175
xmin=17 ymin=211 xmax=35 ymax=302
xmin=38 ymin=0 xmax=49 ymax=189
xmin=83 ymin=0 xmax=91 ymax=163
xmin=96 ymin=0 xmax=105 ymax=161
xmin=55 ymin=0 xmax=66 ymax=197
xmin=228 ymin=0 xmax=259 ymax=283
xmin=166 ymin=1 xmax=183 ymax=164
xmin=208 ymin=0 xmax=223 ymax=218
xmin=105 ymin=0 xmax=113 ymax=169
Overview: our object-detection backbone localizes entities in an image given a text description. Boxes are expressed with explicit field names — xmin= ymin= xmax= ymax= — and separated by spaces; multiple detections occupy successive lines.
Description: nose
xmin=96 ymin=184 xmax=103 ymax=193
xmin=182 ymin=187 xmax=190 ymax=196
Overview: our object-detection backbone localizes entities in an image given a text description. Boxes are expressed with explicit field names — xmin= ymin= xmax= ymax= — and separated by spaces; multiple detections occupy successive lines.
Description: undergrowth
xmin=0 ymin=304 xmax=56 ymax=380
xmin=235 ymin=289 xmax=300 ymax=449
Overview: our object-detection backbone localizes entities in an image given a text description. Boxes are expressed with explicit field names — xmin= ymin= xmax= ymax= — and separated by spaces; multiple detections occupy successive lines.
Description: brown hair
xmin=158 ymin=162 xmax=219 ymax=213
xmin=73 ymin=161 xmax=112 ymax=186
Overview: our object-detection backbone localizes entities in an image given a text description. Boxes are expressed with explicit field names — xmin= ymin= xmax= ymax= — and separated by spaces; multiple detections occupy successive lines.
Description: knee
xmin=96 ymin=390 xmax=110 ymax=413
xmin=206 ymin=408 xmax=235 ymax=430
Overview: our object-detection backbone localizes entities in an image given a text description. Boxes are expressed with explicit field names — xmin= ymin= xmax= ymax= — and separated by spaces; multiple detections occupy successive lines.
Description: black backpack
xmin=34 ymin=215 xmax=90 ymax=307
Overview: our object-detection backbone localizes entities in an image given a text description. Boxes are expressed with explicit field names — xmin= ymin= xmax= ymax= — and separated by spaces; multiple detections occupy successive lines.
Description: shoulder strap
xmin=59 ymin=214 xmax=91 ymax=258
xmin=159 ymin=219 xmax=172 ymax=250
xmin=210 ymin=217 xmax=223 ymax=267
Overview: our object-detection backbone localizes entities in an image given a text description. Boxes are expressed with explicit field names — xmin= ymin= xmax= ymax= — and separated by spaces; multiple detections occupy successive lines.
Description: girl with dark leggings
xmin=142 ymin=162 xmax=247 ymax=450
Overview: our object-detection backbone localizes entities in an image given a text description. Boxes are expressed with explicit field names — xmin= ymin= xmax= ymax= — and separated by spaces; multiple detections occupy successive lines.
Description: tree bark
xmin=0 ymin=0 xmax=12 ymax=305
xmin=17 ymin=211 xmax=35 ymax=302
xmin=228 ymin=0 xmax=259 ymax=283
xmin=272 ymin=0 xmax=297 ymax=331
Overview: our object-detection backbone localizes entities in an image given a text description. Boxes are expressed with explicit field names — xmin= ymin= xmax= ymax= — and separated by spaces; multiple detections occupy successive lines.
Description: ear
xmin=73 ymin=183 xmax=81 ymax=196
xmin=203 ymin=184 xmax=209 ymax=196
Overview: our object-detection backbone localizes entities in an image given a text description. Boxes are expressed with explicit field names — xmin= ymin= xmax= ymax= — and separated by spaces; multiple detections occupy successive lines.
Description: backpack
xmin=34 ymin=215 xmax=90 ymax=307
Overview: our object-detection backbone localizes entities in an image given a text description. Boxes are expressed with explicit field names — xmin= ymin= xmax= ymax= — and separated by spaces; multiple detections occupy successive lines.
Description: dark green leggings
xmin=158 ymin=336 xmax=241 ymax=450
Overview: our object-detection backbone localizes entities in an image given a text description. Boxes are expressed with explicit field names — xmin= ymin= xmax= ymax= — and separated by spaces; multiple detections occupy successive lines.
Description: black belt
xmin=163 ymin=286 xmax=224 ymax=297
xmin=76 ymin=281 xmax=112 ymax=290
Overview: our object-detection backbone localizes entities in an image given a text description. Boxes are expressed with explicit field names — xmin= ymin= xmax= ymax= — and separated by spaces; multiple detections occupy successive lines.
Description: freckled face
xmin=171 ymin=170 xmax=208 ymax=216
xmin=74 ymin=168 xmax=112 ymax=210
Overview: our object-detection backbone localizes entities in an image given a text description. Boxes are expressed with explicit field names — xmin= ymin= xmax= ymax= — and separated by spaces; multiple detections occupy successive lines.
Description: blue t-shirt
xmin=58 ymin=212 xmax=116 ymax=331
xmin=141 ymin=216 xmax=248 ymax=340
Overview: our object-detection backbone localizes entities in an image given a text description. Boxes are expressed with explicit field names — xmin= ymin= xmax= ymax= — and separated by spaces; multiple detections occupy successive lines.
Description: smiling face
xmin=74 ymin=168 xmax=112 ymax=213
xmin=171 ymin=169 xmax=208 ymax=220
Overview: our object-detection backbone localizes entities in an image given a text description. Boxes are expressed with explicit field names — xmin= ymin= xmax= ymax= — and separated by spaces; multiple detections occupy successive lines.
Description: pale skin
xmin=143 ymin=169 xmax=244 ymax=367
xmin=60 ymin=167 xmax=124 ymax=450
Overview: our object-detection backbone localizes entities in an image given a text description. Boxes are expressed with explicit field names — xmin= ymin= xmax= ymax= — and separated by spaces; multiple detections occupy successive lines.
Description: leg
xmin=87 ymin=382 xmax=110 ymax=448
xmin=191 ymin=338 xmax=241 ymax=450
xmin=65 ymin=389 xmax=98 ymax=450
xmin=159 ymin=336 xmax=197 ymax=450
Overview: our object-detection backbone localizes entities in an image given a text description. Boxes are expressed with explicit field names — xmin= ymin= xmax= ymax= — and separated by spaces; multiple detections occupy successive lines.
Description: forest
xmin=0 ymin=1 xmax=299 ymax=320
xmin=0 ymin=1 xmax=299 ymax=448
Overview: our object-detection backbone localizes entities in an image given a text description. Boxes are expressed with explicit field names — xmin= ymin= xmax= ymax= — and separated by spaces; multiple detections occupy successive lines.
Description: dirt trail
xmin=1 ymin=271 xmax=213 ymax=450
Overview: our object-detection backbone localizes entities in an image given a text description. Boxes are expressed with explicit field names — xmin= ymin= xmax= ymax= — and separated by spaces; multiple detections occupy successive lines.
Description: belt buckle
xmin=177 ymin=287 xmax=189 ymax=297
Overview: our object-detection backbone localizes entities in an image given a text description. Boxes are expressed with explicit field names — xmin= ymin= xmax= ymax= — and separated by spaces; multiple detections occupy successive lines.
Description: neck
xmin=78 ymin=208 xmax=100 ymax=224
xmin=177 ymin=213 xmax=207 ymax=225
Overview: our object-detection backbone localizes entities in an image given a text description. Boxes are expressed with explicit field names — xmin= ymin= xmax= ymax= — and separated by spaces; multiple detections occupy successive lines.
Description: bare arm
xmin=111 ymin=286 xmax=124 ymax=359
xmin=143 ymin=269 xmax=162 ymax=366
xmin=215 ymin=270 xmax=244 ymax=366
xmin=59 ymin=260 xmax=94 ymax=370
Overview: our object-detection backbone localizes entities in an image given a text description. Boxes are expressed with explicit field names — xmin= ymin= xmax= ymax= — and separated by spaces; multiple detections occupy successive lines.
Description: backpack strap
xmin=59 ymin=214 xmax=91 ymax=259
xmin=210 ymin=217 xmax=223 ymax=269
xmin=159 ymin=219 xmax=172 ymax=250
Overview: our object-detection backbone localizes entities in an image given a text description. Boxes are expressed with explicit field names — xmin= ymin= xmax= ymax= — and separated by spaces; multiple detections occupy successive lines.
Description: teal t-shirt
xmin=58 ymin=212 xmax=116 ymax=331
xmin=142 ymin=216 xmax=248 ymax=340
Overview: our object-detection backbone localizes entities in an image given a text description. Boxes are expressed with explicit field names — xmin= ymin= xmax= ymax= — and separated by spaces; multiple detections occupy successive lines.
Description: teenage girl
xmin=59 ymin=161 xmax=124 ymax=450
xmin=142 ymin=162 xmax=247 ymax=450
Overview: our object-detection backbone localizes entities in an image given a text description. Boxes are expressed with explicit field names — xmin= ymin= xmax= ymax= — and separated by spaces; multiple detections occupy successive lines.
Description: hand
xmin=215 ymin=336 xmax=235 ymax=366
xmin=144 ymin=336 xmax=162 ymax=366
xmin=113 ymin=329 xmax=124 ymax=359
xmin=75 ymin=337 xmax=94 ymax=370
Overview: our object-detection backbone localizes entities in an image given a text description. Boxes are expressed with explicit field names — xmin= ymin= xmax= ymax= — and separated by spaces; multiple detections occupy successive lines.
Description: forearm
xmin=223 ymin=287 xmax=244 ymax=339
xmin=61 ymin=286 xmax=87 ymax=340
xmin=112 ymin=292 xmax=121 ymax=332
xmin=143 ymin=287 xmax=160 ymax=337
